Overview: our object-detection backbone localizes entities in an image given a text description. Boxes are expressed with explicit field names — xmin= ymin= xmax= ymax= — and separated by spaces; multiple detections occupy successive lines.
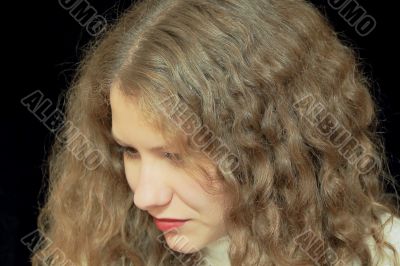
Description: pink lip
xmin=153 ymin=218 xmax=189 ymax=231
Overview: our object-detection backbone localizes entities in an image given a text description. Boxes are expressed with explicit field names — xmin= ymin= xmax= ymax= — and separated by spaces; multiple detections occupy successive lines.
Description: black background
xmin=2 ymin=1 xmax=398 ymax=265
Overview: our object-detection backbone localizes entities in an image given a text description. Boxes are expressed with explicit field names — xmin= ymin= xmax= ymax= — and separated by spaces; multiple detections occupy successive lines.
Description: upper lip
xmin=153 ymin=217 xmax=189 ymax=221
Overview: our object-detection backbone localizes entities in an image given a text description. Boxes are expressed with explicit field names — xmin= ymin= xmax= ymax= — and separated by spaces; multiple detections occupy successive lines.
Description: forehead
xmin=110 ymin=83 xmax=154 ymax=126
xmin=110 ymin=84 xmax=139 ymax=118
xmin=109 ymin=82 xmax=192 ymax=153
xmin=110 ymin=83 xmax=164 ymax=140
xmin=110 ymin=81 xmax=165 ymax=125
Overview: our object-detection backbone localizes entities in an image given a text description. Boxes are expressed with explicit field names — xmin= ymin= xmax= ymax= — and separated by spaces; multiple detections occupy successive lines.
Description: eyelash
xmin=116 ymin=145 xmax=181 ymax=162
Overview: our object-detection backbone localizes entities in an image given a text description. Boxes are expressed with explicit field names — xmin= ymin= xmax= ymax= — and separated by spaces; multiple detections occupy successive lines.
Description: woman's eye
xmin=163 ymin=152 xmax=182 ymax=162
xmin=116 ymin=144 xmax=180 ymax=162
xmin=124 ymin=148 xmax=139 ymax=159
xmin=116 ymin=145 xmax=138 ymax=159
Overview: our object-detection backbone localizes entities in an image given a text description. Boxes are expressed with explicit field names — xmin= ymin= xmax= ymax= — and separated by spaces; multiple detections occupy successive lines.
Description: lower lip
xmin=154 ymin=218 xmax=189 ymax=231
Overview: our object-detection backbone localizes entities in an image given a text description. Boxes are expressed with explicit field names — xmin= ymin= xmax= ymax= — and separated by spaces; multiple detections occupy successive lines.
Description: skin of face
xmin=110 ymin=85 xmax=229 ymax=254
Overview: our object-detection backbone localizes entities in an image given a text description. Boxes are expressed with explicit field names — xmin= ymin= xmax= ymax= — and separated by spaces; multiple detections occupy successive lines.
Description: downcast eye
xmin=116 ymin=143 xmax=181 ymax=162
xmin=163 ymin=152 xmax=182 ymax=162
xmin=116 ymin=145 xmax=138 ymax=159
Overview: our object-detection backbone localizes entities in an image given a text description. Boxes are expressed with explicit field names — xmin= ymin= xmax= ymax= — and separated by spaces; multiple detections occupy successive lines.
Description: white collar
xmin=201 ymin=235 xmax=231 ymax=266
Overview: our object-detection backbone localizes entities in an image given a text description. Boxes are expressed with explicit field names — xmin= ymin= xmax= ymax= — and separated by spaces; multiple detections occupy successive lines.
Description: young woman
xmin=31 ymin=0 xmax=400 ymax=265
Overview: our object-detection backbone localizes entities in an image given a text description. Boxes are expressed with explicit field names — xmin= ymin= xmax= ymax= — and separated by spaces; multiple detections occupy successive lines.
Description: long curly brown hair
xmin=31 ymin=0 xmax=399 ymax=265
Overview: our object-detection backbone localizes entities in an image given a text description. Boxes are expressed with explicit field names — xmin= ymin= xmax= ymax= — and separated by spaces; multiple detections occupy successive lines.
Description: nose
xmin=132 ymin=159 xmax=173 ymax=211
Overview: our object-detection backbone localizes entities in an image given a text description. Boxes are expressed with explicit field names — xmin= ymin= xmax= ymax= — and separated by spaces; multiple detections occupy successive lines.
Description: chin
xmin=163 ymin=231 xmax=202 ymax=254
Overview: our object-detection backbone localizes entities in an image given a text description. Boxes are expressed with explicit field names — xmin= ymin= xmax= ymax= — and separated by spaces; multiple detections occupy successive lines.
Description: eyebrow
xmin=111 ymin=130 xmax=167 ymax=152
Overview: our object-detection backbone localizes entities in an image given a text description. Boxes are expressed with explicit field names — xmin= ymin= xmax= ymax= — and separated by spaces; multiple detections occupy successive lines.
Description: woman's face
xmin=110 ymin=86 xmax=229 ymax=253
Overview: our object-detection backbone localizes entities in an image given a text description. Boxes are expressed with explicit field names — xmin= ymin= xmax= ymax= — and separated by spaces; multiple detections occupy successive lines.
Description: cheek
xmin=173 ymin=176 xmax=225 ymax=212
